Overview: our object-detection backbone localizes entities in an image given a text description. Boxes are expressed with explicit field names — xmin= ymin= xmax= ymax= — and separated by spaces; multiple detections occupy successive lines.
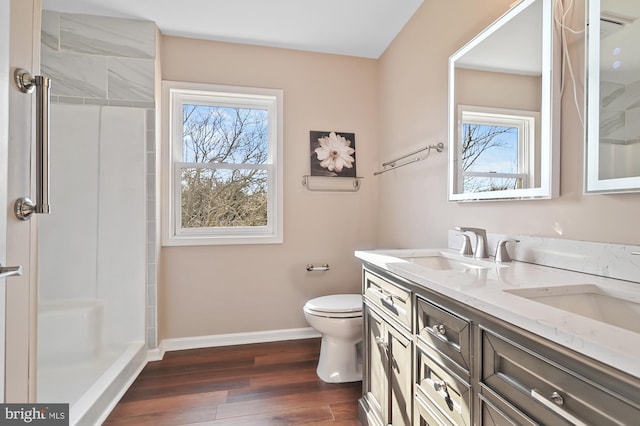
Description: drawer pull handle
xmin=432 ymin=324 xmax=447 ymax=337
xmin=531 ymin=389 xmax=587 ymax=426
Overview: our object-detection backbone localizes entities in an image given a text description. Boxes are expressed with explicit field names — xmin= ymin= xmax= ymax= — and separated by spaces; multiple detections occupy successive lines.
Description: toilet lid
xmin=305 ymin=294 xmax=362 ymax=314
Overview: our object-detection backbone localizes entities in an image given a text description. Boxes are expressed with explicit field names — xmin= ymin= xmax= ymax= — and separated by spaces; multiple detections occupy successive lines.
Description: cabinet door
xmin=387 ymin=318 xmax=412 ymax=425
xmin=363 ymin=305 xmax=387 ymax=426
xmin=363 ymin=305 xmax=412 ymax=426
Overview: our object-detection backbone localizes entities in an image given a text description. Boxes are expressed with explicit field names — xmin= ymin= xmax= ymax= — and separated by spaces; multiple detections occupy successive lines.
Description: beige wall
xmin=455 ymin=68 xmax=541 ymax=111
xmin=159 ymin=0 xmax=640 ymax=341
xmin=159 ymin=36 xmax=379 ymax=339
xmin=378 ymin=0 xmax=640 ymax=249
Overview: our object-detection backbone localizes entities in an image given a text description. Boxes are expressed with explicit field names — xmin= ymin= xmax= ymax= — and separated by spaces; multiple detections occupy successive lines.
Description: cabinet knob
xmin=549 ymin=391 xmax=564 ymax=406
xmin=432 ymin=324 xmax=447 ymax=337
xmin=375 ymin=336 xmax=389 ymax=357
xmin=380 ymin=290 xmax=394 ymax=305
xmin=433 ymin=380 xmax=456 ymax=412
xmin=433 ymin=380 xmax=448 ymax=393
xmin=531 ymin=389 xmax=587 ymax=426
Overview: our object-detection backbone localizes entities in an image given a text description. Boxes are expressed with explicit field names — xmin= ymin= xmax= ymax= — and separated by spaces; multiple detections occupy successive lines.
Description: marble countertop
xmin=355 ymin=248 xmax=640 ymax=379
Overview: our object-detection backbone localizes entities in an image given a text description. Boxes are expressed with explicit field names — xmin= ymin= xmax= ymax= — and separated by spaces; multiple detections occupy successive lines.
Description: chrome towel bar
xmin=374 ymin=142 xmax=444 ymax=176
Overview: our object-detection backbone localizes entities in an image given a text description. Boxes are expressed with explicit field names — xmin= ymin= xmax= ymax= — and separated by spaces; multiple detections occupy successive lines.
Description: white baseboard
xmin=147 ymin=327 xmax=321 ymax=361
xmin=146 ymin=347 xmax=164 ymax=362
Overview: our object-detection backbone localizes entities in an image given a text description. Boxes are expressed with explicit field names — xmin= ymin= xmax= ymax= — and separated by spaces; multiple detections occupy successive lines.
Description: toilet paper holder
xmin=306 ymin=264 xmax=330 ymax=272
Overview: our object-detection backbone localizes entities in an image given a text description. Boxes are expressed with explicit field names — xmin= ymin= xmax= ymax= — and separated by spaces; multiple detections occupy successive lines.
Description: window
xmin=162 ymin=81 xmax=283 ymax=246
xmin=458 ymin=106 xmax=536 ymax=194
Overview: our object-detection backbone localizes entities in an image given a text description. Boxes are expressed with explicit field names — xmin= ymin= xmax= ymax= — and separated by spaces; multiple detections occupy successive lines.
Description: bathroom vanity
xmin=356 ymin=236 xmax=640 ymax=425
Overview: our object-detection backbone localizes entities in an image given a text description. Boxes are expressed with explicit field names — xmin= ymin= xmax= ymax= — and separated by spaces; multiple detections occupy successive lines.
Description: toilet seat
xmin=304 ymin=294 xmax=362 ymax=318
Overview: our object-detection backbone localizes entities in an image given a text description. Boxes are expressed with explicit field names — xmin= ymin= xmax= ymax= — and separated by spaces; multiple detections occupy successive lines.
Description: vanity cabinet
xmin=360 ymin=270 xmax=413 ymax=426
xmin=358 ymin=264 xmax=640 ymax=426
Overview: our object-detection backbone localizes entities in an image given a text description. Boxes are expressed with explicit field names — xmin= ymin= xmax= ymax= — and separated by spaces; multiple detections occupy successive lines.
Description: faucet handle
xmin=454 ymin=227 xmax=488 ymax=258
xmin=495 ymin=239 xmax=520 ymax=263
xmin=457 ymin=233 xmax=473 ymax=256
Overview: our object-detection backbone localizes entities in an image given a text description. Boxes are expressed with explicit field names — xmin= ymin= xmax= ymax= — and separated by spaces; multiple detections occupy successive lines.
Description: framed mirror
xmin=448 ymin=0 xmax=560 ymax=201
xmin=585 ymin=0 xmax=640 ymax=193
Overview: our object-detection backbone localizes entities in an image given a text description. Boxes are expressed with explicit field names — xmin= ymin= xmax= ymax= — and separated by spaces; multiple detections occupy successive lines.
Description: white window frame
xmin=457 ymin=105 xmax=537 ymax=194
xmin=161 ymin=81 xmax=283 ymax=246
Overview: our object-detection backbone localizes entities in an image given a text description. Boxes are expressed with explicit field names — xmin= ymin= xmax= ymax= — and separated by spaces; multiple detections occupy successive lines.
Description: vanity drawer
xmin=414 ymin=391 xmax=455 ymax=426
xmin=363 ymin=270 xmax=412 ymax=330
xmin=478 ymin=386 xmax=537 ymax=426
xmin=416 ymin=296 xmax=471 ymax=373
xmin=481 ymin=327 xmax=640 ymax=426
xmin=415 ymin=346 xmax=471 ymax=426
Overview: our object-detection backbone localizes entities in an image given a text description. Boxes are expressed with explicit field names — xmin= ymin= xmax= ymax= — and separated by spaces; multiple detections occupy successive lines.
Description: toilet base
xmin=316 ymin=336 xmax=362 ymax=383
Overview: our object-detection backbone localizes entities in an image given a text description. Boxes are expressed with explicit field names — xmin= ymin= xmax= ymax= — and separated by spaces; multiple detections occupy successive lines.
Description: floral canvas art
xmin=310 ymin=131 xmax=356 ymax=177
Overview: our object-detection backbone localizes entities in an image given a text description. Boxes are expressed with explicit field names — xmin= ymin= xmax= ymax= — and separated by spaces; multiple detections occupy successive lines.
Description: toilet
xmin=303 ymin=294 xmax=363 ymax=383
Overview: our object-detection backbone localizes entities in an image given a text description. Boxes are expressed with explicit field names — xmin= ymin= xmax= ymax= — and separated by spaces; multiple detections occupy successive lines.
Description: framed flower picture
xmin=310 ymin=131 xmax=357 ymax=177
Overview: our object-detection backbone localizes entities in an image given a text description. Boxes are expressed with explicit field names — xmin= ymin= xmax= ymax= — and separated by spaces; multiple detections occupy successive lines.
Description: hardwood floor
xmin=104 ymin=338 xmax=362 ymax=425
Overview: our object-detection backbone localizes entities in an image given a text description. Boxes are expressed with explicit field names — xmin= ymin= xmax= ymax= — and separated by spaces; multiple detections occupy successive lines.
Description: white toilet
xmin=303 ymin=294 xmax=363 ymax=383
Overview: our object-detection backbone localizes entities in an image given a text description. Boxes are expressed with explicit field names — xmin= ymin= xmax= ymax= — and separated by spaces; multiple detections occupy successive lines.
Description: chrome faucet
xmin=457 ymin=233 xmax=473 ymax=256
xmin=494 ymin=239 xmax=520 ymax=262
xmin=454 ymin=227 xmax=488 ymax=258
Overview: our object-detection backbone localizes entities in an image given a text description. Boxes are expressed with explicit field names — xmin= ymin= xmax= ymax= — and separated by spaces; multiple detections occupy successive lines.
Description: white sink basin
xmin=505 ymin=284 xmax=640 ymax=333
xmin=400 ymin=251 xmax=497 ymax=272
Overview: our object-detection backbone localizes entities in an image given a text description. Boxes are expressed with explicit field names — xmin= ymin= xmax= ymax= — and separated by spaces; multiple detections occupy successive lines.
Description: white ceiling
xmin=42 ymin=0 xmax=424 ymax=59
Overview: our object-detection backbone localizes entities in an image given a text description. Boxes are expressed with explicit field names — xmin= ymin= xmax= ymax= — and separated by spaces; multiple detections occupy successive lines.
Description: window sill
xmin=162 ymin=234 xmax=283 ymax=247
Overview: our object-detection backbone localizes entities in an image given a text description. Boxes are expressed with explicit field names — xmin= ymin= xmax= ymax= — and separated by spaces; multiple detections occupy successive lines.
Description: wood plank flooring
xmin=104 ymin=338 xmax=362 ymax=425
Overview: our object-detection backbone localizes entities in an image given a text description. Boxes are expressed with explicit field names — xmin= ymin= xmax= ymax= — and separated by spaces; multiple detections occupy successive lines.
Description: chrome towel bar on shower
xmin=374 ymin=142 xmax=444 ymax=176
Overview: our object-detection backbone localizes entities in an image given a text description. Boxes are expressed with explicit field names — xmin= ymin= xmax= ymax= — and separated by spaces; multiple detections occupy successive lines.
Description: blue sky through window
xmin=182 ymin=104 xmax=268 ymax=164
xmin=464 ymin=124 xmax=518 ymax=173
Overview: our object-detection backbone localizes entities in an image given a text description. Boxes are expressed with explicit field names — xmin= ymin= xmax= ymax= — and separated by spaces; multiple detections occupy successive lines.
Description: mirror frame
xmin=584 ymin=0 xmax=640 ymax=193
xmin=448 ymin=0 xmax=560 ymax=202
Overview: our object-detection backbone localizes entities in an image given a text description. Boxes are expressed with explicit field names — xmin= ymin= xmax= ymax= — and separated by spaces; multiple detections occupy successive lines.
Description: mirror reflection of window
xmin=458 ymin=107 xmax=535 ymax=194
xmin=449 ymin=0 xmax=559 ymax=201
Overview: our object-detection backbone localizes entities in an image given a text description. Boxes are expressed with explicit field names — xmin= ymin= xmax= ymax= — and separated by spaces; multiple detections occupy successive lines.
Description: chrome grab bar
xmin=0 ymin=264 xmax=23 ymax=279
xmin=14 ymin=68 xmax=51 ymax=220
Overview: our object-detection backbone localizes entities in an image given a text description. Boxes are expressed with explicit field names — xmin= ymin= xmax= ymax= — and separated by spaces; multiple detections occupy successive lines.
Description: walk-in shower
xmin=36 ymin=8 xmax=157 ymax=424
xmin=37 ymin=104 xmax=146 ymax=424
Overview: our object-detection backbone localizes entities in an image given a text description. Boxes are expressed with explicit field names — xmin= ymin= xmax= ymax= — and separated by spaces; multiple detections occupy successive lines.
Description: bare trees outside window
xmin=461 ymin=123 xmax=519 ymax=193
xmin=181 ymin=105 xmax=268 ymax=228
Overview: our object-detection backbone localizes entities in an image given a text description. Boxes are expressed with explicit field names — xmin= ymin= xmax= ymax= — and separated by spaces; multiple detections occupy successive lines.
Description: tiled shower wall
xmin=41 ymin=10 xmax=158 ymax=348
